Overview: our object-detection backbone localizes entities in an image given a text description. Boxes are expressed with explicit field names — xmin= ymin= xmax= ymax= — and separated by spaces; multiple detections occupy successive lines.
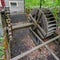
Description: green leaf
xmin=0 ymin=37 xmax=4 ymax=42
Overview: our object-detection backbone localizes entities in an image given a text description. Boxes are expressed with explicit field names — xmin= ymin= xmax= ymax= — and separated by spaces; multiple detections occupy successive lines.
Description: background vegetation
xmin=0 ymin=37 xmax=4 ymax=60
xmin=25 ymin=0 xmax=60 ymax=8
xmin=25 ymin=0 xmax=60 ymax=25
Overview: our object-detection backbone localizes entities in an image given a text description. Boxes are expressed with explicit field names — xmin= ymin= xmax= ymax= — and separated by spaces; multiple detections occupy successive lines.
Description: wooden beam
xmin=12 ymin=23 xmax=34 ymax=30
xmin=10 ymin=35 xmax=60 ymax=60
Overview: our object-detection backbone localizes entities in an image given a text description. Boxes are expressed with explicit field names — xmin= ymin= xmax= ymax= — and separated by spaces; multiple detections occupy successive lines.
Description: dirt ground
xmin=10 ymin=26 xmax=60 ymax=60
xmin=10 ymin=14 xmax=60 ymax=60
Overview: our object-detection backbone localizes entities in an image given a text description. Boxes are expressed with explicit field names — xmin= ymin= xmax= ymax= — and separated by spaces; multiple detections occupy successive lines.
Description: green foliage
xmin=0 ymin=37 xmax=4 ymax=58
xmin=25 ymin=0 xmax=40 ymax=8
xmin=25 ymin=0 xmax=60 ymax=26
xmin=0 ymin=37 xmax=4 ymax=42
xmin=44 ymin=0 xmax=59 ymax=7
xmin=0 ymin=46 xmax=4 ymax=57
xmin=51 ymin=6 xmax=60 ymax=26
xmin=25 ymin=0 xmax=60 ymax=8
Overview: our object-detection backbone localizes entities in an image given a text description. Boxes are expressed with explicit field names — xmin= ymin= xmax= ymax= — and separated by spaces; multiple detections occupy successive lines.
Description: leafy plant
xmin=25 ymin=0 xmax=60 ymax=26
xmin=0 ymin=37 xmax=4 ymax=42
xmin=0 ymin=37 xmax=4 ymax=59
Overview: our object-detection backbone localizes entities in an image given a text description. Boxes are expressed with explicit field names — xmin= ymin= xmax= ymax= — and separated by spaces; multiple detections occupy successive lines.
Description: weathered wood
xmin=1 ymin=11 xmax=11 ymax=60
xmin=29 ymin=14 xmax=46 ymax=36
xmin=30 ymin=29 xmax=60 ymax=60
xmin=10 ymin=35 xmax=60 ymax=60
xmin=12 ymin=23 xmax=34 ymax=30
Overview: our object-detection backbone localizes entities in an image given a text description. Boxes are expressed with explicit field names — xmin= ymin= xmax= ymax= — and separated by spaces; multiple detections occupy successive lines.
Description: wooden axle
xmin=12 ymin=23 xmax=34 ymax=30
